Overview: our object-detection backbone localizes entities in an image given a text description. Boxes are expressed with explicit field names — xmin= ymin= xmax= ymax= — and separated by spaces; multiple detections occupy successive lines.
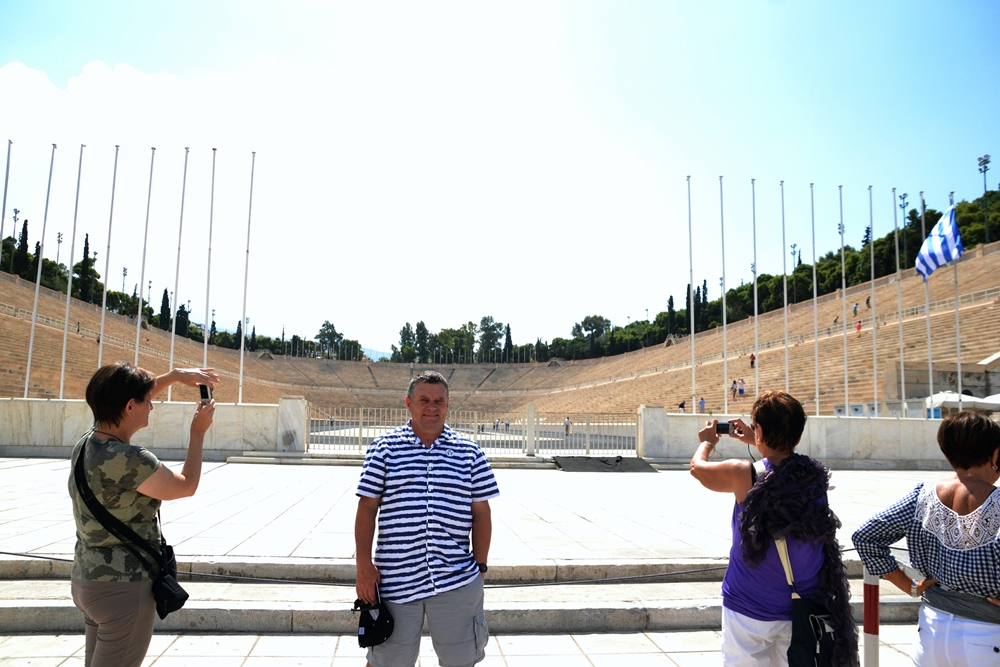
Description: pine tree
xmin=209 ymin=319 xmax=217 ymax=345
xmin=234 ymin=321 xmax=243 ymax=350
xmin=503 ymin=324 xmax=513 ymax=362
xmin=78 ymin=234 xmax=93 ymax=303
xmin=13 ymin=220 xmax=30 ymax=277
xmin=159 ymin=289 xmax=171 ymax=330
xmin=30 ymin=241 xmax=41 ymax=281
xmin=250 ymin=325 xmax=257 ymax=351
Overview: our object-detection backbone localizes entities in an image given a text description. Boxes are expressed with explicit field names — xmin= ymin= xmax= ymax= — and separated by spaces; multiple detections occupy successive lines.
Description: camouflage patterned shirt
xmin=68 ymin=432 xmax=162 ymax=581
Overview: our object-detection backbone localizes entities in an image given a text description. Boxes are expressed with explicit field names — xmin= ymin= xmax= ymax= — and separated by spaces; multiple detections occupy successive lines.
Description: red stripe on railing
xmin=863 ymin=582 xmax=880 ymax=635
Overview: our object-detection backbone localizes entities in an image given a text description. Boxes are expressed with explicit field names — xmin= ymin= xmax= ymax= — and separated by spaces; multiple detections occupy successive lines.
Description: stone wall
xmin=0 ymin=397 xmax=308 ymax=462
xmin=637 ymin=404 xmax=948 ymax=470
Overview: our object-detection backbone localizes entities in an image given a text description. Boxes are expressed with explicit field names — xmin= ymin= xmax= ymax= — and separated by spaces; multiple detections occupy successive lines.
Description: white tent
xmin=924 ymin=392 xmax=1000 ymax=413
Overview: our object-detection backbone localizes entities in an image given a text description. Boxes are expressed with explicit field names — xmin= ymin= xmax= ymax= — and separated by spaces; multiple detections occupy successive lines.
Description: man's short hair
xmin=938 ymin=411 xmax=1000 ymax=470
xmin=86 ymin=362 xmax=156 ymax=426
xmin=407 ymin=370 xmax=449 ymax=400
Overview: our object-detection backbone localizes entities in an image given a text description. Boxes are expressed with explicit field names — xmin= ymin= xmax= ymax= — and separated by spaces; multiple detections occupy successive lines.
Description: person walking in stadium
xmin=856 ymin=320 xmax=862 ymax=337
xmin=853 ymin=412 xmax=1000 ymax=666
xmin=355 ymin=371 xmax=499 ymax=667
xmin=749 ymin=353 xmax=755 ymax=369
xmin=564 ymin=416 xmax=572 ymax=436
xmin=69 ymin=362 xmax=218 ymax=667
xmin=689 ymin=390 xmax=857 ymax=666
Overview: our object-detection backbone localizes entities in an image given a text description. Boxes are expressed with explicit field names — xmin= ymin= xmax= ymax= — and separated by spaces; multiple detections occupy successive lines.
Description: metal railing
xmin=307 ymin=406 xmax=638 ymax=457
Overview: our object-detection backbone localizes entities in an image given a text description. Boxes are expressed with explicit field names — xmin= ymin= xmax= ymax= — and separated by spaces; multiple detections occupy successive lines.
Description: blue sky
xmin=0 ymin=1 xmax=997 ymax=353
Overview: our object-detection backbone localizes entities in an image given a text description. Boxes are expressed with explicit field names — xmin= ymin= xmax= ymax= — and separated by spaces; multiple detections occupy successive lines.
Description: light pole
xmin=899 ymin=192 xmax=909 ymax=268
xmin=979 ymin=155 xmax=991 ymax=243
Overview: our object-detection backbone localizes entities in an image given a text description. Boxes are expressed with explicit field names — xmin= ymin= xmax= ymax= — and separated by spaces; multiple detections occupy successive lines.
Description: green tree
xmin=667 ymin=296 xmax=675 ymax=335
xmin=13 ymin=220 xmax=30 ymax=278
xmin=234 ymin=321 xmax=243 ymax=350
xmin=158 ymin=289 xmax=171 ymax=330
xmin=209 ymin=319 xmax=218 ymax=345
xmin=249 ymin=325 xmax=256 ymax=350
xmin=478 ymin=316 xmax=503 ymax=361
xmin=502 ymin=324 xmax=513 ymax=362
xmin=316 ymin=320 xmax=344 ymax=357
xmin=77 ymin=234 xmax=94 ymax=302
xmin=415 ymin=321 xmax=429 ymax=363
xmin=175 ymin=305 xmax=191 ymax=339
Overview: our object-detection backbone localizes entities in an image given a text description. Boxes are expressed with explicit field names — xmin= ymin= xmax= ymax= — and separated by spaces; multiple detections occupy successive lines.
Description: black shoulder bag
xmin=776 ymin=537 xmax=835 ymax=667
xmin=73 ymin=441 xmax=189 ymax=619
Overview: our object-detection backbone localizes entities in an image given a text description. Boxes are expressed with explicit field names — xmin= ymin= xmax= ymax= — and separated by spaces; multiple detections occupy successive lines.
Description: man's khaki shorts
xmin=367 ymin=576 xmax=488 ymax=667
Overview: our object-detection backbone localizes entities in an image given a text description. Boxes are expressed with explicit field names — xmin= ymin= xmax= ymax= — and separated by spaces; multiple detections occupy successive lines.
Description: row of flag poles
xmin=0 ymin=141 xmax=257 ymax=404
xmin=0 ymin=138 xmax=970 ymax=414
xmin=683 ymin=177 xmax=965 ymax=418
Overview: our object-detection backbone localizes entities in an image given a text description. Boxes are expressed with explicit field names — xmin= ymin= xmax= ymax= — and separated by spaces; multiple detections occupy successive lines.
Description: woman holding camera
xmin=69 ymin=362 xmax=217 ymax=667
xmin=689 ymin=389 xmax=857 ymax=666
xmin=853 ymin=411 xmax=1000 ymax=666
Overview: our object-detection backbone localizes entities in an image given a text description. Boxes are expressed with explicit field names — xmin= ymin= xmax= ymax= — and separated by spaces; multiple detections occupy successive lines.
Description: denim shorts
xmin=367 ymin=576 xmax=488 ymax=667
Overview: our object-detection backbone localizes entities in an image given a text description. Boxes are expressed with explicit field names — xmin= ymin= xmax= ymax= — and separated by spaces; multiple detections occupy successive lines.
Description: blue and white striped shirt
xmin=357 ymin=421 xmax=500 ymax=604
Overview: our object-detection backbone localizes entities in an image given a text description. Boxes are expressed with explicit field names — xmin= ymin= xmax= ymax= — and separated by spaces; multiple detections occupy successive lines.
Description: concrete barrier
xmin=637 ymin=404 xmax=948 ymax=469
xmin=0 ymin=397 xmax=308 ymax=462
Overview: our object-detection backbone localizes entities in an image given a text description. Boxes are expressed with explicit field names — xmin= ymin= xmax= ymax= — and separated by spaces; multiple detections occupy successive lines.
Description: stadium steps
xmin=0 ymin=575 xmax=914 ymax=634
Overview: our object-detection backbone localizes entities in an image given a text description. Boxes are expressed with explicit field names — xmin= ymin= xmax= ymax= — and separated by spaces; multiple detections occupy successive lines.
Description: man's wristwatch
xmin=911 ymin=578 xmax=919 ymax=598
xmin=477 ymin=562 xmax=488 ymax=574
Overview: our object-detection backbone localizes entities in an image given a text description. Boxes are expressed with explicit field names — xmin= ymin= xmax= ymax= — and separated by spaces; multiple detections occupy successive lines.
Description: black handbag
xmin=73 ymin=440 xmax=189 ymax=619
xmin=353 ymin=584 xmax=394 ymax=648
xmin=776 ymin=537 xmax=835 ymax=667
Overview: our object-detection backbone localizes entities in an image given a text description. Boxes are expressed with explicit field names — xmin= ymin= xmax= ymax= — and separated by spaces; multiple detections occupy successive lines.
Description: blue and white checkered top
xmin=852 ymin=483 xmax=1000 ymax=598
xmin=356 ymin=421 xmax=500 ymax=604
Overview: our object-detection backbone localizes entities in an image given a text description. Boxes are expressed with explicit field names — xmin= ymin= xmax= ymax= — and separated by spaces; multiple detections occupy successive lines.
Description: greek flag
xmin=915 ymin=205 xmax=963 ymax=281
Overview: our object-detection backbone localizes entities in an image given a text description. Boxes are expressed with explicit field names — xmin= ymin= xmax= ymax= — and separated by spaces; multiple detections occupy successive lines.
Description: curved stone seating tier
xmin=1 ymin=239 xmax=998 ymax=414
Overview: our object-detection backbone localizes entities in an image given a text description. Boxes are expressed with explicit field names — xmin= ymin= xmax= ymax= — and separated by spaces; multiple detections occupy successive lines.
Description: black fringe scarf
xmin=739 ymin=453 xmax=860 ymax=667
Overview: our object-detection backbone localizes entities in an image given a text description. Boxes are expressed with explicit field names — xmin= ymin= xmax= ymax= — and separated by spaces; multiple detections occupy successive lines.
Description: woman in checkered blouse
xmin=853 ymin=412 xmax=1000 ymax=666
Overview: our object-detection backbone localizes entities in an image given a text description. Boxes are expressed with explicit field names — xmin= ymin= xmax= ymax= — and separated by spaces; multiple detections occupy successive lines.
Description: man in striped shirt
xmin=355 ymin=370 xmax=500 ymax=667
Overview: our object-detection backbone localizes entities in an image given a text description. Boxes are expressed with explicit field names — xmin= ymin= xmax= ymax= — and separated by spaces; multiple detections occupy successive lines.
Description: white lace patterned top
xmin=852 ymin=482 xmax=1000 ymax=598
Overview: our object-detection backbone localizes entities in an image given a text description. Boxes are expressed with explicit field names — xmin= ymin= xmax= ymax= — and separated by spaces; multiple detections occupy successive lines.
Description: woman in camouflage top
xmin=69 ymin=362 xmax=218 ymax=667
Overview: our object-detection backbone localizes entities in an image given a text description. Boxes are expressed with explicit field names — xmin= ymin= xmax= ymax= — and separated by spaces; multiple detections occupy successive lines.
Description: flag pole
xmin=167 ymin=148 xmax=190 ymax=402
xmin=720 ymin=175 xmax=728 ymax=414
xmin=869 ymin=186 xmax=877 ymax=416
xmin=752 ymin=179 xmax=759 ymax=398
xmin=98 ymin=146 xmax=120 ymax=368
xmin=950 ymin=192 xmax=962 ymax=409
xmin=920 ymin=193 xmax=933 ymax=415
xmin=811 ymin=183 xmax=819 ymax=415
xmin=134 ymin=148 xmax=156 ymax=366
xmin=781 ymin=180 xmax=789 ymax=393
xmin=688 ymin=176 xmax=696 ymax=412
xmin=59 ymin=144 xmax=85 ymax=399
xmin=1 ymin=140 xmax=10 ymax=251
xmin=203 ymin=148 xmax=216 ymax=368
xmin=838 ymin=186 xmax=849 ymax=414
xmin=892 ymin=187 xmax=905 ymax=417
xmin=238 ymin=152 xmax=256 ymax=404
xmin=24 ymin=144 xmax=56 ymax=398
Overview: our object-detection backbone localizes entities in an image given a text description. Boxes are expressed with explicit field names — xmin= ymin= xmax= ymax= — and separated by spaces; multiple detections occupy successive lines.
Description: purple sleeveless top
xmin=721 ymin=462 xmax=825 ymax=621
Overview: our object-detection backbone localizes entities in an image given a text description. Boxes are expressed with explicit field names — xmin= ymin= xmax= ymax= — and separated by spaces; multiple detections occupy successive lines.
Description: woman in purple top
xmin=690 ymin=390 xmax=858 ymax=666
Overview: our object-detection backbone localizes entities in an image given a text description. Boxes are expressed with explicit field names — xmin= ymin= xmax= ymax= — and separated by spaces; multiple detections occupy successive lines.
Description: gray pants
xmin=71 ymin=578 xmax=156 ymax=667
xmin=368 ymin=576 xmax=489 ymax=667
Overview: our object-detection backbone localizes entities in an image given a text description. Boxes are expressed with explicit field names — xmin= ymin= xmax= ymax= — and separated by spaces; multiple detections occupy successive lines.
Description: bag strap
xmin=73 ymin=438 xmax=165 ymax=574
xmin=774 ymin=537 xmax=801 ymax=600
xmin=750 ymin=459 xmax=766 ymax=485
